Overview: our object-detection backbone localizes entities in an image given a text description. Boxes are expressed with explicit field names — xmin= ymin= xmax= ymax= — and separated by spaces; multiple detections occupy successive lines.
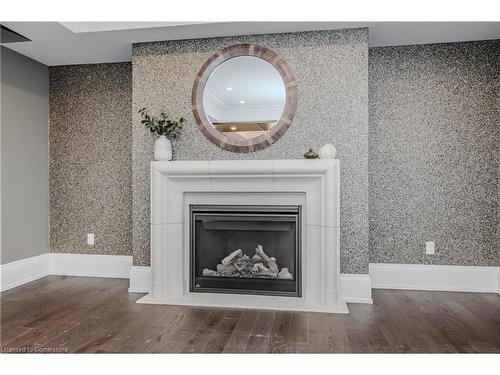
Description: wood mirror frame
xmin=192 ymin=44 xmax=297 ymax=153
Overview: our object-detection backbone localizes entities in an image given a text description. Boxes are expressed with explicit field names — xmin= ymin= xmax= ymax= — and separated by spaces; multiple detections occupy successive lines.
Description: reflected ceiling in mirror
xmin=203 ymin=56 xmax=286 ymax=141
xmin=192 ymin=44 xmax=297 ymax=153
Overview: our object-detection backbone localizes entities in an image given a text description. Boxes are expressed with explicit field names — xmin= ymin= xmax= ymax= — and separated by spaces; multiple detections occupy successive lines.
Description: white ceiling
xmin=1 ymin=22 xmax=499 ymax=66
xmin=59 ymin=22 xmax=203 ymax=33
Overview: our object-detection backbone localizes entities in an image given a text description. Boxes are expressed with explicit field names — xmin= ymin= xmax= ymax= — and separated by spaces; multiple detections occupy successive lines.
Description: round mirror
xmin=203 ymin=56 xmax=286 ymax=141
xmin=192 ymin=44 xmax=297 ymax=153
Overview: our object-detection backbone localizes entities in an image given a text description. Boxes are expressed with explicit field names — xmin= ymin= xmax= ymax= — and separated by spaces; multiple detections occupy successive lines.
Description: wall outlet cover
xmin=425 ymin=241 xmax=435 ymax=255
xmin=87 ymin=233 xmax=95 ymax=246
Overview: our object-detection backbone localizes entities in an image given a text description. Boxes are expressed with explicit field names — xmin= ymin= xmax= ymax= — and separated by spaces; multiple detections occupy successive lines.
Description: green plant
xmin=138 ymin=107 xmax=185 ymax=138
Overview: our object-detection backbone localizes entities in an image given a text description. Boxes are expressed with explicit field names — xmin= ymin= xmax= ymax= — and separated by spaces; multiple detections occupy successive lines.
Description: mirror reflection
xmin=203 ymin=56 xmax=286 ymax=141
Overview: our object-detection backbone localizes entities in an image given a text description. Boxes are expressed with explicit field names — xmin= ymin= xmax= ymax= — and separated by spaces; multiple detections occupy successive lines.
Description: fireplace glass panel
xmin=190 ymin=205 xmax=301 ymax=297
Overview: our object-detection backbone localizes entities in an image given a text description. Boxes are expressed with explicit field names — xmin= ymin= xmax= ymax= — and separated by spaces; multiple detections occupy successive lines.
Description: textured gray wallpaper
xmin=369 ymin=41 xmax=499 ymax=266
xmin=47 ymin=35 xmax=499 ymax=271
xmin=49 ymin=63 xmax=133 ymax=256
xmin=132 ymin=29 xmax=370 ymax=273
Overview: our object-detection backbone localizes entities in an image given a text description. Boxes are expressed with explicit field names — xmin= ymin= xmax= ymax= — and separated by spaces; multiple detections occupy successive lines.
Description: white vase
xmin=319 ymin=143 xmax=337 ymax=159
xmin=154 ymin=135 xmax=172 ymax=161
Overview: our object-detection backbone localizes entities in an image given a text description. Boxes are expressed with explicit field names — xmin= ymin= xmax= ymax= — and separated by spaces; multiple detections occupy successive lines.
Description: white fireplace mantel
xmin=137 ymin=159 xmax=347 ymax=313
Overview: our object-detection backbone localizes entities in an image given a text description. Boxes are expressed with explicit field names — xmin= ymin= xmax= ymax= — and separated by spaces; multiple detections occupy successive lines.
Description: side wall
xmin=49 ymin=63 xmax=133 ymax=256
xmin=369 ymin=41 xmax=499 ymax=266
xmin=132 ymin=29 xmax=370 ymax=273
xmin=1 ymin=47 xmax=49 ymax=264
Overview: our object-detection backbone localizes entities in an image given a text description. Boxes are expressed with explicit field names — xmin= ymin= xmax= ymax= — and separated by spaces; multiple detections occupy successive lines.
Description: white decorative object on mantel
xmin=139 ymin=159 xmax=346 ymax=313
xmin=154 ymin=135 xmax=172 ymax=161
xmin=319 ymin=143 xmax=337 ymax=159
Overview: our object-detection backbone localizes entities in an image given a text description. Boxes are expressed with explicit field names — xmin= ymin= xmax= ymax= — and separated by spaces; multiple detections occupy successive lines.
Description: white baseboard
xmin=129 ymin=267 xmax=374 ymax=303
xmin=50 ymin=253 xmax=132 ymax=278
xmin=497 ymin=266 xmax=500 ymax=295
xmin=4 ymin=255 xmax=498 ymax=300
xmin=128 ymin=266 xmax=152 ymax=293
xmin=0 ymin=254 xmax=50 ymax=292
xmin=1 ymin=253 xmax=132 ymax=292
xmin=340 ymin=273 xmax=373 ymax=304
xmin=370 ymin=263 xmax=500 ymax=293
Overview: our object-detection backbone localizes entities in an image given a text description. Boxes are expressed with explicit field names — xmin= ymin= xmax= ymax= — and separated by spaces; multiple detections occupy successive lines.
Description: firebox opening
xmin=190 ymin=205 xmax=301 ymax=297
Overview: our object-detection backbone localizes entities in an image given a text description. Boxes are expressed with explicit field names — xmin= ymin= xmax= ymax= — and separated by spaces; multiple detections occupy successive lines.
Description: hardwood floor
xmin=1 ymin=276 xmax=499 ymax=353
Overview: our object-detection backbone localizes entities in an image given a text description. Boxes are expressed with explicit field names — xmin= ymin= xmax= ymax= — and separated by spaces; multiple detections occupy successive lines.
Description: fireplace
xmin=140 ymin=160 xmax=347 ymax=313
xmin=190 ymin=205 xmax=301 ymax=297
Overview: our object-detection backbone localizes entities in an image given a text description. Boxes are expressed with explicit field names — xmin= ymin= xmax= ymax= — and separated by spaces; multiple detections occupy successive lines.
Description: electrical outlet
xmin=425 ymin=241 xmax=435 ymax=255
xmin=87 ymin=233 xmax=95 ymax=246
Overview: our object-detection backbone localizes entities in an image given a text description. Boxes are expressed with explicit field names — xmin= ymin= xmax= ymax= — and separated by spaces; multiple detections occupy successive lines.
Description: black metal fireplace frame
xmin=189 ymin=205 xmax=302 ymax=297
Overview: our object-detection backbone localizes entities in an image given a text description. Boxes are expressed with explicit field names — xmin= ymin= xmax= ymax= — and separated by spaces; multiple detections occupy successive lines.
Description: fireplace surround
xmin=137 ymin=159 xmax=346 ymax=313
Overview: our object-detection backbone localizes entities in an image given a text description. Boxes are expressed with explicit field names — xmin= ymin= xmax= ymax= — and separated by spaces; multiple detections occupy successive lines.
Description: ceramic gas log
xmin=202 ymin=245 xmax=293 ymax=279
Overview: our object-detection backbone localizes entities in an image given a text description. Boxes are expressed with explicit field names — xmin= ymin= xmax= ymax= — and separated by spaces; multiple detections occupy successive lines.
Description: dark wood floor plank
xmin=74 ymin=310 xmax=140 ymax=353
xmin=181 ymin=309 xmax=229 ymax=353
xmin=1 ymin=278 xmax=130 ymax=350
xmin=2 ymin=276 xmax=500 ymax=354
xmin=411 ymin=291 xmax=488 ymax=353
xmin=251 ymin=311 xmax=275 ymax=337
xmin=307 ymin=312 xmax=350 ymax=353
xmin=287 ymin=343 xmax=310 ymax=353
xmin=438 ymin=294 xmax=500 ymax=350
xmin=318 ymin=313 xmax=350 ymax=353
xmin=267 ymin=311 xmax=291 ymax=353
xmin=116 ymin=305 xmax=185 ymax=354
xmin=202 ymin=318 xmax=238 ymax=353
xmin=344 ymin=301 xmax=389 ymax=350
xmin=469 ymin=341 xmax=500 ymax=353
xmin=5 ymin=314 xmax=80 ymax=349
xmin=181 ymin=328 xmax=214 ymax=353
xmin=0 ymin=322 xmax=33 ymax=345
xmin=374 ymin=289 xmax=459 ymax=353
xmin=199 ymin=310 xmax=225 ymax=331
xmin=224 ymin=309 xmax=243 ymax=319
xmin=232 ymin=310 xmax=258 ymax=333
xmin=346 ymin=329 xmax=370 ymax=353
xmin=1 ymin=277 xmax=101 ymax=325
xmin=453 ymin=292 xmax=500 ymax=329
xmin=42 ymin=311 xmax=123 ymax=352
xmin=288 ymin=312 xmax=308 ymax=345
xmin=245 ymin=335 xmax=270 ymax=353
xmin=368 ymin=291 xmax=418 ymax=353
xmin=223 ymin=330 xmax=252 ymax=353
xmin=147 ymin=307 xmax=210 ymax=353
xmin=401 ymin=291 xmax=458 ymax=352
xmin=222 ymin=310 xmax=258 ymax=353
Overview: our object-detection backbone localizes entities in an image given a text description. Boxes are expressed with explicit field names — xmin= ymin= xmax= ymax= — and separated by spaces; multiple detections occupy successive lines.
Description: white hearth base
xmin=131 ymin=265 xmax=371 ymax=307
xmin=137 ymin=293 xmax=348 ymax=313
xmin=141 ymin=160 xmax=345 ymax=313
